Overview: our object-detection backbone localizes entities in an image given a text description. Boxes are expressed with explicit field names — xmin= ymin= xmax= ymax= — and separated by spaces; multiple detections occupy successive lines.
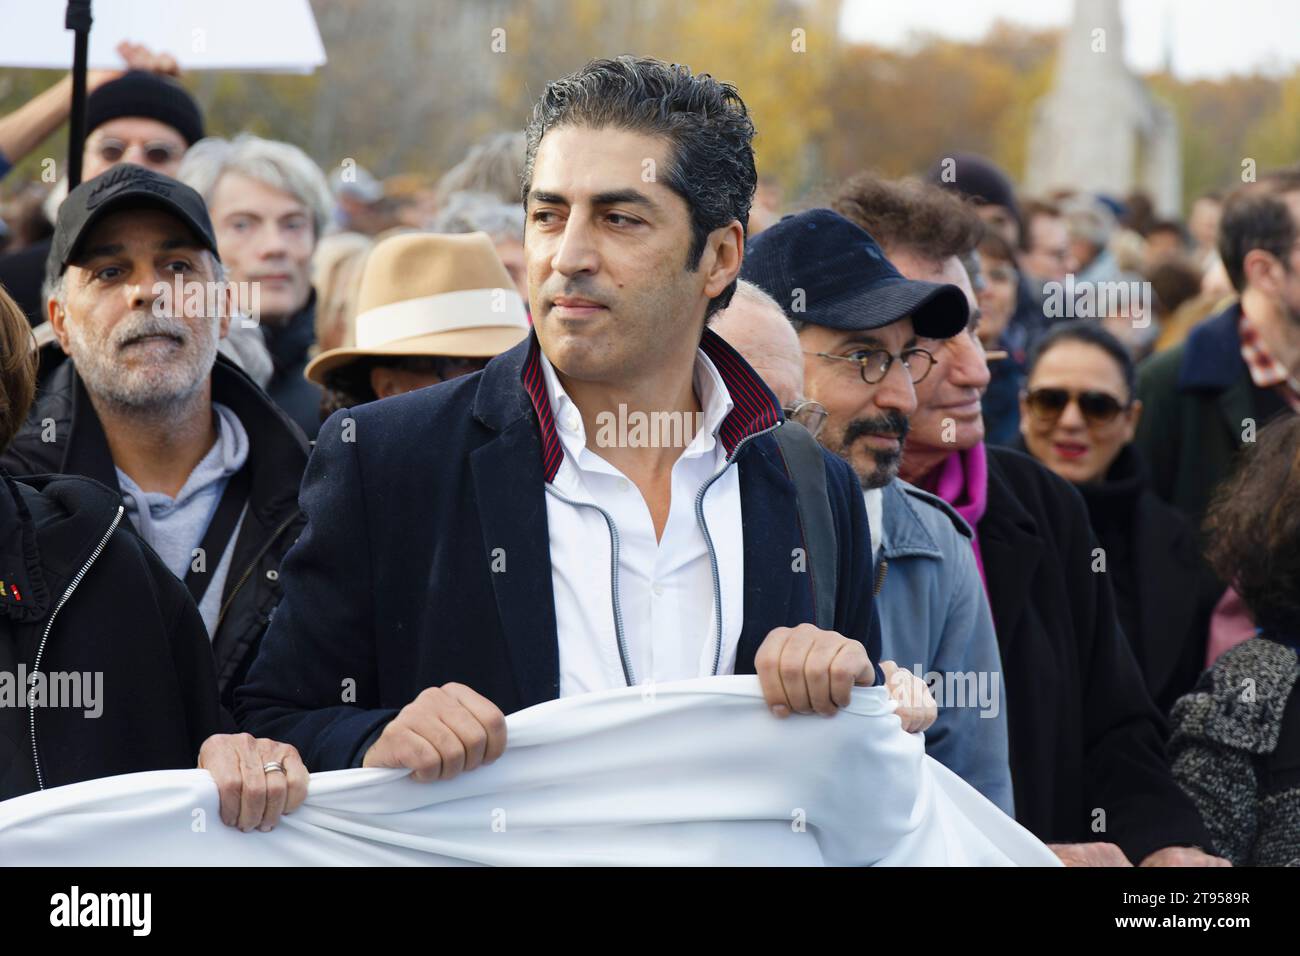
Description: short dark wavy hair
xmin=522 ymin=56 xmax=756 ymax=319
xmin=1218 ymin=167 xmax=1300 ymax=293
xmin=1203 ymin=415 xmax=1300 ymax=635
xmin=832 ymin=171 xmax=985 ymax=263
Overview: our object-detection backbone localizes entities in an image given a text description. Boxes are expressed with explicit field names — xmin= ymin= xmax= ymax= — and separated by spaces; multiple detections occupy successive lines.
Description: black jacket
xmin=1011 ymin=440 xmax=1218 ymax=715
xmin=1 ymin=471 xmax=221 ymax=799
xmin=0 ymin=354 xmax=309 ymax=713
xmin=262 ymin=293 xmax=323 ymax=440
xmin=236 ymin=330 xmax=882 ymax=771
xmin=980 ymin=446 xmax=1215 ymax=863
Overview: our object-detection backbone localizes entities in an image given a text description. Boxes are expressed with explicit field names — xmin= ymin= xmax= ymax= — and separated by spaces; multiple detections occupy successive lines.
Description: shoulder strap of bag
xmin=184 ymin=466 xmax=251 ymax=607
xmin=772 ymin=420 xmax=837 ymax=630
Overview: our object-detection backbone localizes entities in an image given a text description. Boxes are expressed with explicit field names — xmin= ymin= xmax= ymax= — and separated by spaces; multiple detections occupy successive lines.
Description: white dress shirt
xmin=864 ymin=487 xmax=884 ymax=561
xmin=539 ymin=349 xmax=745 ymax=697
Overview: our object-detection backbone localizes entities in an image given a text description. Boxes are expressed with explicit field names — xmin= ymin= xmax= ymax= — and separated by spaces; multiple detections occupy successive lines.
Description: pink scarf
xmin=918 ymin=443 xmax=989 ymax=591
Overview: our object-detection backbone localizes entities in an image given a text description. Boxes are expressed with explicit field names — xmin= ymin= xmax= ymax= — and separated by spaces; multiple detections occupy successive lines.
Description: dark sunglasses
xmin=1024 ymin=387 xmax=1128 ymax=426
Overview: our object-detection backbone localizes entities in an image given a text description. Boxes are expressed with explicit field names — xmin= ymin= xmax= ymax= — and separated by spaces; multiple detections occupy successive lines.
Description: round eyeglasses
xmin=803 ymin=347 xmax=937 ymax=385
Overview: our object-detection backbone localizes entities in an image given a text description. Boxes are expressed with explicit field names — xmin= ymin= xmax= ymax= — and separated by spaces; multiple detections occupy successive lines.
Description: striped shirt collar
xmin=520 ymin=327 xmax=783 ymax=482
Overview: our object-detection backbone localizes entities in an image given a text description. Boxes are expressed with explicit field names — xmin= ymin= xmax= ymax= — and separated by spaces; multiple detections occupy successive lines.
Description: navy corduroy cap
xmin=740 ymin=208 xmax=968 ymax=339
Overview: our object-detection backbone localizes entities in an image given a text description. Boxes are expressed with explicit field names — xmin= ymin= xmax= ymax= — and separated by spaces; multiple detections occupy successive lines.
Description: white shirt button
xmin=652 ymin=583 xmax=664 ymax=597
xmin=617 ymin=478 xmax=630 ymax=492
xmin=563 ymin=410 xmax=580 ymax=432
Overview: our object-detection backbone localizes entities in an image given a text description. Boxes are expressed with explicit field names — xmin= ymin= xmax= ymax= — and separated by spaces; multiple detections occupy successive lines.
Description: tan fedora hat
xmin=305 ymin=231 xmax=529 ymax=385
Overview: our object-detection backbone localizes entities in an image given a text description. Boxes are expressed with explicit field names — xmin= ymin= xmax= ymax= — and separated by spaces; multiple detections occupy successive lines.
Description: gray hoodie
xmin=116 ymin=402 xmax=250 ymax=636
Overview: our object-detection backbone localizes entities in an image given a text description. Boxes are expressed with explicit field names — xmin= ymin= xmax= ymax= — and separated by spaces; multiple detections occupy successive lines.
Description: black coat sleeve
xmin=234 ymin=409 xmax=399 ymax=770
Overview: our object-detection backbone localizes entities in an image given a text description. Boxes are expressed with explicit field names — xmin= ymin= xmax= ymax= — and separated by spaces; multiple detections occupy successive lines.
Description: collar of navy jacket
xmin=468 ymin=328 xmax=878 ymax=709
xmin=1177 ymin=301 xmax=1244 ymax=391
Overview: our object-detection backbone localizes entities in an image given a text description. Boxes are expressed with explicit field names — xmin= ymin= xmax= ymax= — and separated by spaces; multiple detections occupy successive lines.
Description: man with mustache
xmin=1 ymin=165 xmax=310 ymax=716
xmin=237 ymin=58 xmax=933 ymax=787
xmin=740 ymin=209 xmax=1012 ymax=813
xmin=0 ymin=284 xmax=308 ymax=832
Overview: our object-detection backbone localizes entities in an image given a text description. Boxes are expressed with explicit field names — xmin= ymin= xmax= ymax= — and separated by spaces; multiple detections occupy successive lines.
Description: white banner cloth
xmin=0 ymin=677 xmax=1058 ymax=866
xmin=0 ymin=0 xmax=326 ymax=73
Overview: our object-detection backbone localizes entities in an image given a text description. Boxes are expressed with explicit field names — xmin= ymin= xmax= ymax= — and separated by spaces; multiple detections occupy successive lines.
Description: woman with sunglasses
xmin=1016 ymin=320 xmax=1220 ymax=714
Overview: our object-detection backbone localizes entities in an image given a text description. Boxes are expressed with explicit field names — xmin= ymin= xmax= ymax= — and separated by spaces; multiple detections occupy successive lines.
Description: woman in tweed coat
xmin=1170 ymin=416 xmax=1300 ymax=866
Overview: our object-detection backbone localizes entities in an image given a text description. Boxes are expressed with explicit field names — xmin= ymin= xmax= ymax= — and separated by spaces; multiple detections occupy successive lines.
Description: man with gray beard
xmin=740 ymin=209 xmax=1013 ymax=813
xmin=1 ymin=165 xmax=309 ymax=715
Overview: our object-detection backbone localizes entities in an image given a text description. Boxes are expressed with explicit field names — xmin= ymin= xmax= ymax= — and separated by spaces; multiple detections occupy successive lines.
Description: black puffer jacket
xmin=1 ymin=471 xmax=221 ymax=799
xmin=0 ymin=353 xmax=308 ymax=713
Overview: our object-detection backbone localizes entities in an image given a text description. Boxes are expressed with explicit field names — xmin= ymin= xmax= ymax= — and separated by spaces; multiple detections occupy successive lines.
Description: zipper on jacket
xmin=28 ymin=505 xmax=123 ymax=791
xmin=545 ymin=421 xmax=780 ymax=689
xmin=693 ymin=422 xmax=782 ymax=676
xmin=873 ymin=556 xmax=889 ymax=596
xmin=543 ymin=485 xmax=635 ymax=687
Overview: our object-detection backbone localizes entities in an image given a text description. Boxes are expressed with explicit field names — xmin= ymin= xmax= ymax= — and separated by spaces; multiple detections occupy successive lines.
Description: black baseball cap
xmin=48 ymin=164 xmax=219 ymax=279
xmin=740 ymin=208 xmax=969 ymax=339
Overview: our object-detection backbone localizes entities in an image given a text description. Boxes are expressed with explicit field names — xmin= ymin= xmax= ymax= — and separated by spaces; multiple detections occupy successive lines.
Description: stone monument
xmin=1025 ymin=0 xmax=1182 ymax=215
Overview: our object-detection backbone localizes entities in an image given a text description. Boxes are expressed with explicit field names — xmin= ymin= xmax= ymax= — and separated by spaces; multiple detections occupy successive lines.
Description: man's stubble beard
xmin=66 ymin=311 xmax=219 ymax=420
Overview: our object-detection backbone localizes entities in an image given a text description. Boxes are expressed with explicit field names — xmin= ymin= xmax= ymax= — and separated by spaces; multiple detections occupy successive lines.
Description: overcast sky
xmin=839 ymin=0 xmax=1300 ymax=80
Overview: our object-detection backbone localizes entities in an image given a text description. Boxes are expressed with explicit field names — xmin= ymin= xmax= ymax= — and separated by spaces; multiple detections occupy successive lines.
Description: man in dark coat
xmin=0 ymin=166 xmax=308 ymax=715
xmin=1136 ymin=167 xmax=1300 ymax=527
xmin=236 ymin=58 xmax=944 ymax=781
xmin=0 ymin=282 xmax=305 ymax=830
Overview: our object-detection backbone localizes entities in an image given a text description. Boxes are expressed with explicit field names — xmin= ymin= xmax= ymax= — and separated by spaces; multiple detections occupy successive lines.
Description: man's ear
xmin=1242 ymin=248 xmax=1284 ymax=293
xmin=701 ymin=220 xmax=745 ymax=301
xmin=47 ymin=286 xmax=73 ymax=353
